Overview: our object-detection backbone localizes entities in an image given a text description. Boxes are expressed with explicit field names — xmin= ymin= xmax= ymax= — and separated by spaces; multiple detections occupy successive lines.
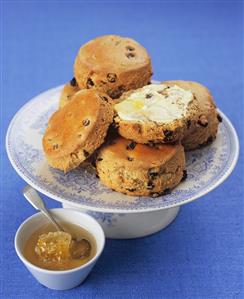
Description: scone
xmin=74 ymin=35 xmax=153 ymax=99
xmin=113 ymin=83 xmax=200 ymax=144
xmin=96 ymin=137 xmax=186 ymax=197
xmin=43 ymin=89 xmax=114 ymax=172
xmin=162 ymin=80 xmax=221 ymax=150
xmin=59 ymin=78 xmax=80 ymax=108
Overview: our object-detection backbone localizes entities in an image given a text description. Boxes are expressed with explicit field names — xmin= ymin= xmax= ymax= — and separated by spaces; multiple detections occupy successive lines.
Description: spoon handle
xmin=23 ymin=185 xmax=64 ymax=232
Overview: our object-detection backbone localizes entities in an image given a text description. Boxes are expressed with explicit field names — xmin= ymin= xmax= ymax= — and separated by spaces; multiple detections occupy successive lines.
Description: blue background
xmin=1 ymin=1 xmax=243 ymax=298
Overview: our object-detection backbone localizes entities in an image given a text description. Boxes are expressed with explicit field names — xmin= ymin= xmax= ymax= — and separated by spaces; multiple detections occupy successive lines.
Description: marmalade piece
xmin=35 ymin=231 xmax=72 ymax=263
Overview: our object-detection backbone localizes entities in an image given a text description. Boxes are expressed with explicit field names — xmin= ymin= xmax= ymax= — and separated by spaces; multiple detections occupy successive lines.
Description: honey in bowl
xmin=23 ymin=222 xmax=96 ymax=271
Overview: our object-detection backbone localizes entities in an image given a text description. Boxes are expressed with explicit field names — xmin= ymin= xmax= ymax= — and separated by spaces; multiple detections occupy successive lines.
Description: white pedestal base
xmin=62 ymin=203 xmax=180 ymax=239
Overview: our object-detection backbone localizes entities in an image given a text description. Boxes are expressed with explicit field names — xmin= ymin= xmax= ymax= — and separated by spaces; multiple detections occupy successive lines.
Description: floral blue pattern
xmin=6 ymin=85 xmax=239 ymax=212
xmin=86 ymin=211 xmax=125 ymax=226
xmin=30 ymin=107 xmax=54 ymax=135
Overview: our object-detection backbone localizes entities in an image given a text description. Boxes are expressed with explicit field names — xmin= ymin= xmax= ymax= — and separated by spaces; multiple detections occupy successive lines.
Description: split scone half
xmin=59 ymin=78 xmax=80 ymax=108
xmin=96 ymin=137 xmax=186 ymax=197
xmin=74 ymin=35 xmax=153 ymax=99
xmin=162 ymin=81 xmax=221 ymax=151
xmin=43 ymin=89 xmax=114 ymax=172
xmin=113 ymin=83 xmax=200 ymax=144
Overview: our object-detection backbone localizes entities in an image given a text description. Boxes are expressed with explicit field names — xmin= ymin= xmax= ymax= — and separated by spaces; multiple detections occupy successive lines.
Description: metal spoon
xmin=23 ymin=185 xmax=91 ymax=259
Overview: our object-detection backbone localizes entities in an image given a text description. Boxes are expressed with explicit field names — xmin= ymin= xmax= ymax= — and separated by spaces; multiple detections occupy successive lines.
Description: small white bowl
xmin=15 ymin=208 xmax=105 ymax=290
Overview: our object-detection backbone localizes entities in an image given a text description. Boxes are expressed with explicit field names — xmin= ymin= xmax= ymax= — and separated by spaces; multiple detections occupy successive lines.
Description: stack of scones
xmin=43 ymin=35 xmax=222 ymax=197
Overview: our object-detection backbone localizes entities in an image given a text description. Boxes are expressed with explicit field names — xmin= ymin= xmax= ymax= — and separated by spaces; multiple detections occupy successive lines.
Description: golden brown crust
xmin=43 ymin=89 xmax=114 ymax=172
xmin=114 ymin=118 xmax=185 ymax=144
xmin=162 ymin=80 xmax=220 ymax=150
xmin=113 ymin=84 xmax=200 ymax=144
xmin=59 ymin=81 xmax=80 ymax=108
xmin=74 ymin=35 xmax=153 ymax=99
xmin=96 ymin=137 xmax=185 ymax=196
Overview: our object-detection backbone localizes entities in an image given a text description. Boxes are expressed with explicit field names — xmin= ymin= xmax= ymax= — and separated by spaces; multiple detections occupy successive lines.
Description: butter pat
xmin=114 ymin=84 xmax=194 ymax=123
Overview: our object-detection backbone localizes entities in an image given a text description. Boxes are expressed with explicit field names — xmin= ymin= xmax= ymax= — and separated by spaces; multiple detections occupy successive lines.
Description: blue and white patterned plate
xmin=6 ymin=85 xmax=239 ymax=213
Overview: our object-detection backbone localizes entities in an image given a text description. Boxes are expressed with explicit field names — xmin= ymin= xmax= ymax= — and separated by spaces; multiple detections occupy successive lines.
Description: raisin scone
xmin=74 ymin=35 xmax=153 ymax=99
xmin=162 ymin=80 xmax=221 ymax=151
xmin=59 ymin=78 xmax=80 ymax=108
xmin=113 ymin=84 xmax=200 ymax=144
xmin=43 ymin=89 xmax=114 ymax=172
xmin=96 ymin=137 xmax=186 ymax=197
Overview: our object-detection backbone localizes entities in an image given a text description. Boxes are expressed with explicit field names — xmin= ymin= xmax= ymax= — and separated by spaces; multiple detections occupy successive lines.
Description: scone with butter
xmin=162 ymin=80 xmax=221 ymax=150
xmin=43 ymin=89 xmax=114 ymax=172
xmin=74 ymin=35 xmax=153 ymax=99
xmin=113 ymin=84 xmax=200 ymax=144
xmin=59 ymin=78 xmax=80 ymax=108
xmin=96 ymin=137 xmax=186 ymax=197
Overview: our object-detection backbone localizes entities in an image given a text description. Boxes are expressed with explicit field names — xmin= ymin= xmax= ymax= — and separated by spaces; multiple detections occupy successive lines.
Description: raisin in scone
xmin=43 ymin=89 xmax=114 ymax=172
xmin=96 ymin=137 xmax=186 ymax=197
xmin=162 ymin=80 xmax=221 ymax=151
xmin=74 ymin=35 xmax=152 ymax=99
xmin=59 ymin=78 xmax=80 ymax=108
xmin=113 ymin=84 xmax=200 ymax=144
